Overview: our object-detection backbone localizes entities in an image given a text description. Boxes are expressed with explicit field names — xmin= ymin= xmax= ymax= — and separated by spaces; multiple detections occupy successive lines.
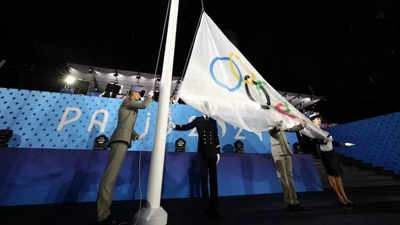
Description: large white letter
xmin=234 ymin=127 xmax=246 ymax=140
xmin=57 ymin=107 xmax=82 ymax=131
xmin=140 ymin=112 xmax=152 ymax=138
xmin=217 ymin=119 xmax=226 ymax=137
xmin=88 ymin=109 xmax=109 ymax=133
xmin=188 ymin=116 xmax=198 ymax=137
xmin=253 ymin=131 xmax=263 ymax=141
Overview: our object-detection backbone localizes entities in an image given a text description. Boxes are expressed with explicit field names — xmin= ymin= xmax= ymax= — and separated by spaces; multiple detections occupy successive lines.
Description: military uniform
xmin=97 ymin=96 xmax=152 ymax=222
xmin=269 ymin=124 xmax=303 ymax=206
xmin=175 ymin=115 xmax=221 ymax=211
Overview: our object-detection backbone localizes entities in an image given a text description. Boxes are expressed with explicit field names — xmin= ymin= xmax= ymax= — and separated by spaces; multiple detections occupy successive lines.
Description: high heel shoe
xmin=346 ymin=200 xmax=356 ymax=207
xmin=338 ymin=199 xmax=352 ymax=208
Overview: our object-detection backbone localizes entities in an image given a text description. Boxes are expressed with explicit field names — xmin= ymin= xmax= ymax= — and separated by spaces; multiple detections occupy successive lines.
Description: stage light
xmin=93 ymin=135 xmax=109 ymax=150
xmin=175 ymin=138 xmax=186 ymax=152
xmin=234 ymin=140 xmax=244 ymax=153
xmin=65 ymin=75 xmax=76 ymax=85
xmin=88 ymin=67 xmax=94 ymax=74
xmin=103 ymin=82 xmax=121 ymax=98
xmin=0 ymin=59 xmax=6 ymax=69
xmin=301 ymin=97 xmax=311 ymax=103
xmin=0 ymin=129 xmax=13 ymax=147
xmin=136 ymin=73 xmax=141 ymax=80
xmin=140 ymin=90 xmax=146 ymax=97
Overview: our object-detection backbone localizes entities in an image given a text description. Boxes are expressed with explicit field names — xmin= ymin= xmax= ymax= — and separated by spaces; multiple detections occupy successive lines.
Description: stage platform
xmin=1 ymin=186 xmax=400 ymax=225
xmin=0 ymin=148 xmax=322 ymax=206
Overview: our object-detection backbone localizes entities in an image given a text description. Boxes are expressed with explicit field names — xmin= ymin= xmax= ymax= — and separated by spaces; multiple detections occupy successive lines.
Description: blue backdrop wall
xmin=0 ymin=88 xmax=323 ymax=206
xmin=0 ymin=88 xmax=297 ymax=153
xmin=328 ymin=112 xmax=400 ymax=174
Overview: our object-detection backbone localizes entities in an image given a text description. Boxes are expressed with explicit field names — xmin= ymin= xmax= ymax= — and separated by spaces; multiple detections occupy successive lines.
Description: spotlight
xmin=0 ymin=59 xmax=6 ymax=69
xmin=0 ymin=129 xmax=13 ymax=147
xmin=234 ymin=140 xmax=244 ymax=153
xmin=301 ymin=97 xmax=311 ymax=103
xmin=175 ymin=138 xmax=186 ymax=152
xmin=93 ymin=135 xmax=109 ymax=150
xmin=103 ymin=83 xmax=121 ymax=98
xmin=88 ymin=67 xmax=94 ymax=74
xmin=74 ymin=80 xmax=90 ymax=95
xmin=65 ymin=75 xmax=76 ymax=85
xmin=136 ymin=73 xmax=141 ymax=80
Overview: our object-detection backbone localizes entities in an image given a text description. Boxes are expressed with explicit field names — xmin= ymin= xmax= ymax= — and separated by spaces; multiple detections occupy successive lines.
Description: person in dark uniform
xmin=309 ymin=114 xmax=355 ymax=207
xmin=96 ymin=87 xmax=153 ymax=225
xmin=169 ymin=114 xmax=221 ymax=217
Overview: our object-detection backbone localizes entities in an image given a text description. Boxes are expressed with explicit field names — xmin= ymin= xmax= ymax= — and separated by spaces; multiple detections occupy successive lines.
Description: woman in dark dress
xmin=310 ymin=115 xmax=355 ymax=207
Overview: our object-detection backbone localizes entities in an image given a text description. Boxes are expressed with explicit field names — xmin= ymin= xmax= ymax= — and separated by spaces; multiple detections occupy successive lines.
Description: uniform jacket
xmin=110 ymin=96 xmax=152 ymax=148
xmin=269 ymin=124 xmax=303 ymax=158
xmin=175 ymin=116 xmax=220 ymax=158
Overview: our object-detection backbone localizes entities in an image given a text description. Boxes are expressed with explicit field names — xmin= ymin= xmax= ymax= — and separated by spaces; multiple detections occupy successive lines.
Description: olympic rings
xmin=229 ymin=53 xmax=257 ymax=86
xmin=209 ymin=57 xmax=242 ymax=92
xmin=209 ymin=54 xmax=297 ymax=119
xmin=274 ymin=102 xmax=297 ymax=119
xmin=244 ymin=75 xmax=271 ymax=109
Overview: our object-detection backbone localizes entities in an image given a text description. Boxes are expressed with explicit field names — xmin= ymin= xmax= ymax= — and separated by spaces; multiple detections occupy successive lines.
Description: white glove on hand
xmin=301 ymin=120 xmax=307 ymax=128
xmin=216 ymin=153 xmax=220 ymax=164
xmin=168 ymin=121 xmax=176 ymax=129
xmin=138 ymin=134 xmax=145 ymax=140
xmin=344 ymin=142 xmax=355 ymax=147
xmin=147 ymin=90 xmax=154 ymax=97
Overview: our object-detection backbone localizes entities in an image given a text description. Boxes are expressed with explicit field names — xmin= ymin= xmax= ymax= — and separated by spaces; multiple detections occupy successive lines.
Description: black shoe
xmin=285 ymin=204 xmax=304 ymax=212
xmin=95 ymin=215 xmax=124 ymax=225
xmin=205 ymin=208 xmax=221 ymax=219
xmin=338 ymin=201 xmax=352 ymax=208
xmin=292 ymin=204 xmax=304 ymax=211
xmin=284 ymin=204 xmax=294 ymax=211
xmin=347 ymin=202 xmax=356 ymax=207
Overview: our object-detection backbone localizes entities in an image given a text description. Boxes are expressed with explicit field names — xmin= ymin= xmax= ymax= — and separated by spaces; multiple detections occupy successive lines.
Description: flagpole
xmin=135 ymin=0 xmax=179 ymax=224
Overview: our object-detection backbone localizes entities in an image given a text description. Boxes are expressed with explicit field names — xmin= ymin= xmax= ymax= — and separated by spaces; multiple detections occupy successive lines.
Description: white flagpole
xmin=135 ymin=0 xmax=179 ymax=224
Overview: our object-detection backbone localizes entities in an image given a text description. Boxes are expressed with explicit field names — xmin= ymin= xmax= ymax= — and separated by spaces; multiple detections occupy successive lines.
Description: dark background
xmin=1 ymin=1 xmax=399 ymax=123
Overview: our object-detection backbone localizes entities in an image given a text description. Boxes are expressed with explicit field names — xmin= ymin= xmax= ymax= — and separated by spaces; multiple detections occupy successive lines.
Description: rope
xmin=179 ymin=9 xmax=204 ymax=82
xmin=152 ymin=0 xmax=172 ymax=90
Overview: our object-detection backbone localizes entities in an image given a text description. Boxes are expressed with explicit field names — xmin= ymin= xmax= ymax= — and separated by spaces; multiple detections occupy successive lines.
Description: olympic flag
xmin=178 ymin=12 xmax=328 ymax=139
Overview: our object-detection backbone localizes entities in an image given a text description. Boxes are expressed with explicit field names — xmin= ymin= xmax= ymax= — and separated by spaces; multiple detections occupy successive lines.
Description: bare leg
xmin=327 ymin=175 xmax=345 ymax=204
xmin=335 ymin=176 xmax=352 ymax=203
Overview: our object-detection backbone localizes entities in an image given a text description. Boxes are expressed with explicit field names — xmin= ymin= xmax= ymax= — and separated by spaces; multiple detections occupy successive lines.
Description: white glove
xmin=147 ymin=90 xmax=154 ymax=97
xmin=275 ymin=120 xmax=284 ymax=130
xmin=344 ymin=142 xmax=355 ymax=147
xmin=301 ymin=120 xmax=307 ymax=128
xmin=138 ymin=134 xmax=145 ymax=140
xmin=168 ymin=121 xmax=176 ymax=129
xmin=324 ymin=135 xmax=333 ymax=143
xmin=216 ymin=153 xmax=220 ymax=164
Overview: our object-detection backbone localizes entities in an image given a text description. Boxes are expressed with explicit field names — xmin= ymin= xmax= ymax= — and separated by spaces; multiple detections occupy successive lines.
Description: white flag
xmin=178 ymin=12 xmax=328 ymax=139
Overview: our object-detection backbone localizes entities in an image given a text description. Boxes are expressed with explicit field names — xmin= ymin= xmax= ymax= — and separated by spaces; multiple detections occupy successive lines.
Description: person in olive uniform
xmin=96 ymin=87 xmax=153 ymax=225
xmin=269 ymin=120 xmax=305 ymax=211
xmin=170 ymin=114 xmax=221 ymax=217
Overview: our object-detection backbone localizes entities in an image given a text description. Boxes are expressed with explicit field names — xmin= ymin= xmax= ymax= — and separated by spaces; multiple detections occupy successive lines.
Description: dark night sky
xmin=1 ymin=1 xmax=399 ymax=123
